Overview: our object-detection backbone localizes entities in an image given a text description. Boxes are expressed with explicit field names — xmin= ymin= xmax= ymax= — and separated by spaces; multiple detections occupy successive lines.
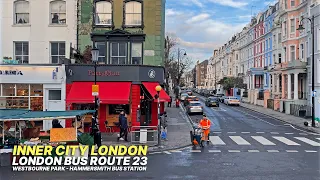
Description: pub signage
xmin=0 ymin=69 xmax=23 ymax=75
xmin=88 ymin=70 xmax=120 ymax=76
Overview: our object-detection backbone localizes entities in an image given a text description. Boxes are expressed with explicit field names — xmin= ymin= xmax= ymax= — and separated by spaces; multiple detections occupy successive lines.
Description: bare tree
xmin=164 ymin=33 xmax=178 ymax=92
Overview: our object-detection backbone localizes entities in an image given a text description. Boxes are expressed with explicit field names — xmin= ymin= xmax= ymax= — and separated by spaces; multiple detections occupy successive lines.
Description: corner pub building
xmin=64 ymin=64 xmax=170 ymax=132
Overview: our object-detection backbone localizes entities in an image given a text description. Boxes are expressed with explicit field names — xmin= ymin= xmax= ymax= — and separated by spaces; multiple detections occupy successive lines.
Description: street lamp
xmin=177 ymin=48 xmax=187 ymax=86
xmin=155 ymin=85 xmax=162 ymax=146
xmin=91 ymin=48 xmax=101 ymax=145
xmin=297 ymin=16 xmax=315 ymax=127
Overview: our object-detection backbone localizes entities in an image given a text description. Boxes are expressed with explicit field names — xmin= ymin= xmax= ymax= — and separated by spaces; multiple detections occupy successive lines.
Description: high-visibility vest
xmin=200 ymin=119 xmax=211 ymax=129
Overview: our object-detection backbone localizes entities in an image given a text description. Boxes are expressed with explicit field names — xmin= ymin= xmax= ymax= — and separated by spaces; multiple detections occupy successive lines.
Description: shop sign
xmin=88 ymin=70 xmax=120 ymax=76
xmin=0 ymin=69 xmax=23 ymax=75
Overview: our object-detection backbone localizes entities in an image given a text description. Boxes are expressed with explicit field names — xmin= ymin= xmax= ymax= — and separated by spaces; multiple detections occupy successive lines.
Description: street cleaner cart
xmin=190 ymin=123 xmax=205 ymax=148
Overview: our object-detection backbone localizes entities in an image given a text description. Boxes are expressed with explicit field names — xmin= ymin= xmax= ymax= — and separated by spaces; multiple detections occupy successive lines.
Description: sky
xmin=165 ymin=0 xmax=278 ymax=66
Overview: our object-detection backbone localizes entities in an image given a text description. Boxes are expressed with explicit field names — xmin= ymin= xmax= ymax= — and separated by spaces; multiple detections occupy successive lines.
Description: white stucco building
xmin=1 ymin=0 xmax=77 ymax=64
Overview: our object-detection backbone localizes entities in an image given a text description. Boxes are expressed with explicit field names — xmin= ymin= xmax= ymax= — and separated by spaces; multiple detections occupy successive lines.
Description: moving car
xmin=186 ymin=101 xmax=203 ymax=115
xmin=186 ymin=90 xmax=192 ymax=95
xmin=205 ymin=97 xmax=220 ymax=107
xmin=184 ymin=96 xmax=199 ymax=106
xmin=180 ymin=93 xmax=189 ymax=101
xmin=224 ymin=96 xmax=240 ymax=106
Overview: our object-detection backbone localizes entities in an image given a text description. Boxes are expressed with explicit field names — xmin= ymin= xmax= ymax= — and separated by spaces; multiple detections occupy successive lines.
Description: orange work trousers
xmin=202 ymin=129 xmax=210 ymax=140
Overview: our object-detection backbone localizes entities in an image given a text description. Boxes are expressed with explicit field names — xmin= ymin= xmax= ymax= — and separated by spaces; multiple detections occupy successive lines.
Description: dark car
xmin=205 ymin=97 xmax=220 ymax=107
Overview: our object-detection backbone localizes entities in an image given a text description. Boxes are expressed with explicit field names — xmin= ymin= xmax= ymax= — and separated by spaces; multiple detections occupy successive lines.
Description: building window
xmin=50 ymin=0 xmax=66 ymax=24
xmin=300 ymin=44 xmax=304 ymax=60
xmin=14 ymin=0 xmax=29 ymax=24
xmin=278 ymin=53 xmax=281 ymax=63
xmin=278 ymin=33 xmax=281 ymax=42
xmin=110 ymin=42 xmax=127 ymax=64
xmin=50 ymin=42 xmax=65 ymax=63
xmin=131 ymin=43 xmax=142 ymax=64
xmin=290 ymin=19 xmax=295 ymax=33
xmin=290 ymin=46 xmax=295 ymax=61
xmin=96 ymin=42 xmax=106 ymax=63
xmin=109 ymin=104 xmax=130 ymax=115
xmin=290 ymin=0 xmax=295 ymax=7
xmin=48 ymin=90 xmax=61 ymax=100
xmin=14 ymin=42 xmax=29 ymax=64
xmin=95 ymin=1 xmax=112 ymax=25
xmin=124 ymin=1 xmax=142 ymax=26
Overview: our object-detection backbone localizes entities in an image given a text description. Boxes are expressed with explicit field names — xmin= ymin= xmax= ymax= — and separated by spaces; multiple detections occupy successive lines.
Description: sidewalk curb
xmin=240 ymin=103 xmax=320 ymax=134
xmin=148 ymin=144 xmax=192 ymax=153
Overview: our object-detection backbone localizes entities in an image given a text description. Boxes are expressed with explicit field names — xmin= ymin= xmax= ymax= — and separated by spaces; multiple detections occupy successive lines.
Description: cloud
xmin=264 ymin=0 xmax=278 ymax=5
xmin=166 ymin=9 xmax=183 ymax=17
xmin=191 ymin=0 xmax=204 ymax=8
xmin=186 ymin=13 xmax=210 ymax=24
xmin=208 ymin=0 xmax=248 ymax=8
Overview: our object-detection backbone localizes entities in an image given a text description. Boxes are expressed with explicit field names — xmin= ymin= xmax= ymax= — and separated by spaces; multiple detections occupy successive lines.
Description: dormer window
xmin=95 ymin=1 xmax=112 ymax=26
xmin=124 ymin=0 xmax=143 ymax=27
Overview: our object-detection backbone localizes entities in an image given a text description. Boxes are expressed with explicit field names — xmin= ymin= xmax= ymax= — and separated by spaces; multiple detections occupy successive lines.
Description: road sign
xmin=92 ymin=85 xmax=99 ymax=96
xmin=312 ymin=90 xmax=317 ymax=97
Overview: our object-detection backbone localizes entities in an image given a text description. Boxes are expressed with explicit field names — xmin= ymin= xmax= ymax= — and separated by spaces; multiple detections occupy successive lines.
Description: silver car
xmin=186 ymin=101 xmax=203 ymax=115
xmin=180 ymin=93 xmax=189 ymax=101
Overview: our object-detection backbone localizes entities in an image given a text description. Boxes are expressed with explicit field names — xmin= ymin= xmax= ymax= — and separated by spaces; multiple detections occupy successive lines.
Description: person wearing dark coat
xmin=118 ymin=112 xmax=128 ymax=141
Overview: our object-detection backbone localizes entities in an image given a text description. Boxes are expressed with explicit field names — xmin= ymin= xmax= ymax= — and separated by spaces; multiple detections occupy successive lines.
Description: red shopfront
xmin=64 ymin=65 xmax=170 ymax=132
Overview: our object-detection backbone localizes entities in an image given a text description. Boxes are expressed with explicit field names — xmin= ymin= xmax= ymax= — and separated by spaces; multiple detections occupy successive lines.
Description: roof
xmin=0 ymin=110 xmax=95 ymax=121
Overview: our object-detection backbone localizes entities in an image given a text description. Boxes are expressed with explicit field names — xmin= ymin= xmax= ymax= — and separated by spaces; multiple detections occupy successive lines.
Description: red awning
xmin=67 ymin=82 xmax=131 ymax=104
xmin=142 ymin=82 xmax=170 ymax=102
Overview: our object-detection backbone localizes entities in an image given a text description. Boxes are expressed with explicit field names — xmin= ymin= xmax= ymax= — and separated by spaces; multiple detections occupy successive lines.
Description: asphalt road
xmin=1 ymin=94 xmax=319 ymax=180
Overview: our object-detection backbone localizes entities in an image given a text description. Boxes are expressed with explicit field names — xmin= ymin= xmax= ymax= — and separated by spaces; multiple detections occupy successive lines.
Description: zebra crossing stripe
xmin=294 ymin=137 xmax=320 ymax=146
xmin=170 ymin=150 xmax=182 ymax=153
xmin=210 ymin=136 xmax=226 ymax=145
xmin=316 ymin=138 xmax=320 ymax=141
xmin=248 ymin=150 xmax=259 ymax=152
xmin=286 ymin=150 xmax=298 ymax=153
xmin=305 ymin=150 xmax=317 ymax=152
xmin=267 ymin=150 xmax=279 ymax=152
xmin=190 ymin=150 xmax=201 ymax=153
xmin=251 ymin=136 xmax=276 ymax=145
xmin=228 ymin=150 xmax=241 ymax=152
xmin=208 ymin=150 xmax=221 ymax=153
xmin=272 ymin=136 xmax=300 ymax=146
xmin=230 ymin=136 xmax=251 ymax=145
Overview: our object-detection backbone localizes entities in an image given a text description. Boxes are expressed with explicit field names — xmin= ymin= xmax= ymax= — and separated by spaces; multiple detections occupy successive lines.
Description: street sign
xmin=92 ymin=84 xmax=99 ymax=96
xmin=312 ymin=90 xmax=317 ymax=97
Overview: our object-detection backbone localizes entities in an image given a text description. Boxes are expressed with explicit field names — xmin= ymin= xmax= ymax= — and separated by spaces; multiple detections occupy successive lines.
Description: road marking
xmin=230 ymin=136 xmax=251 ymax=145
xmin=270 ymin=132 xmax=279 ymax=134
xmin=267 ymin=150 xmax=279 ymax=152
xmin=248 ymin=150 xmax=260 ymax=152
xmin=256 ymin=132 xmax=265 ymax=134
xmin=227 ymin=132 xmax=236 ymax=134
xmin=285 ymin=133 xmax=294 ymax=135
xmin=241 ymin=132 xmax=250 ymax=134
xmin=212 ymin=132 xmax=221 ymax=134
xmin=170 ymin=150 xmax=182 ymax=153
xmin=299 ymin=133 xmax=308 ymax=135
xmin=305 ymin=150 xmax=318 ymax=153
xmin=149 ymin=152 xmax=162 ymax=154
xmin=208 ymin=150 xmax=221 ymax=153
xmin=190 ymin=150 xmax=201 ymax=153
xmin=317 ymin=138 xmax=320 ymax=141
xmin=228 ymin=150 xmax=241 ymax=152
xmin=210 ymin=136 xmax=226 ymax=145
xmin=286 ymin=150 xmax=298 ymax=153
xmin=272 ymin=136 xmax=300 ymax=146
xmin=294 ymin=137 xmax=320 ymax=146
xmin=251 ymin=136 xmax=276 ymax=145
xmin=163 ymin=151 xmax=171 ymax=154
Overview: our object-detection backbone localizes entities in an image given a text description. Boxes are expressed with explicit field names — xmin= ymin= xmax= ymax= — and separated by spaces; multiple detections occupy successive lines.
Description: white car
xmin=180 ymin=93 xmax=189 ymax=101
xmin=224 ymin=97 xmax=240 ymax=106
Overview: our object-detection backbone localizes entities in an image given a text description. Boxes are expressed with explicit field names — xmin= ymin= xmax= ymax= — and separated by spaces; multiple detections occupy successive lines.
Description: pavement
xmin=1 ymin=93 xmax=320 ymax=180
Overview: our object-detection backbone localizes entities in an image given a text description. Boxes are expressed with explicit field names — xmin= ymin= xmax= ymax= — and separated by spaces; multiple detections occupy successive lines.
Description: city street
xmin=1 ymin=95 xmax=320 ymax=180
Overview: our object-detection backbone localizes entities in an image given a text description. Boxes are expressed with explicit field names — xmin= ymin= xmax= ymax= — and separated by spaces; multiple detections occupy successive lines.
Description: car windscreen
xmin=190 ymin=103 xmax=202 ymax=106
xmin=209 ymin=98 xmax=218 ymax=101
xmin=181 ymin=94 xmax=188 ymax=96
xmin=230 ymin=97 xmax=238 ymax=100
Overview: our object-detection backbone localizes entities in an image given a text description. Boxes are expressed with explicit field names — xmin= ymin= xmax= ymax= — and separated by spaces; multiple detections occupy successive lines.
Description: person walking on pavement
xmin=199 ymin=114 xmax=211 ymax=144
xmin=168 ymin=96 xmax=172 ymax=107
xmin=160 ymin=111 xmax=168 ymax=140
xmin=175 ymin=96 xmax=180 ymax=108
xmin=118 ymin=111 xmax=128 ymax=141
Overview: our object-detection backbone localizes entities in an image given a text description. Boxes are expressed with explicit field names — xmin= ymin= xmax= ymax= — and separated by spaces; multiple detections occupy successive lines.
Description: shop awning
xmin=66 ymin=82 xmax=131 ymax=104
xmin=0 ymin=110 xmax=95 ymax=121
xmin=142 ymin=82 xmax=170 ymax=102
xmin=0 ymin=109 xmax=30 ymax=118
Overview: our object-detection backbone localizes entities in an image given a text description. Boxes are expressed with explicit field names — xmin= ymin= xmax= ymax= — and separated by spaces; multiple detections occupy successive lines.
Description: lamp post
xmin=91 ymin=48 xmax=101 ymax=144
xmin=177 ymin=48 xmax=187 ymax=86
xmin=155 ymin=85 xmax=162 ymax=146
xmin=297 ymin=16 xmax=315 ymax=127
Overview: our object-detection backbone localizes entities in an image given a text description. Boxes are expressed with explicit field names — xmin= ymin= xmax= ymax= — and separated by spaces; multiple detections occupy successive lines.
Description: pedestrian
xmin=160 ymin=112 xmax=168 ymax=140
xmin=175 ymin=96 xmax=180 ymax=108
xmin=168 ymin=96 xmax=172 ymax=107
xmin=118 ymin=112 xmax=128 ymax=142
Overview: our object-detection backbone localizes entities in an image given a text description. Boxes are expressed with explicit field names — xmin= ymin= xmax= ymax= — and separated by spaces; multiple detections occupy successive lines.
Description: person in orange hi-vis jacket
xmin=199 ymin=114 xmax=211 ymax=143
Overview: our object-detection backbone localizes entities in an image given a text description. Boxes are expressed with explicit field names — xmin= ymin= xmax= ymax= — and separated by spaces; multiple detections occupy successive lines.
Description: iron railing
xmin=290 ymin=104 xmax=312 ymax=118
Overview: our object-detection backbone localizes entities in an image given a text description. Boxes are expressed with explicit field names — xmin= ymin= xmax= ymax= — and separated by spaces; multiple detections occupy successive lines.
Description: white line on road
xmin=208 ymin=150 xmax=221 ymax=153
xmin=256 ymin=132 xmax=265 ymax=134
xmin=299 ymin=133 xmax=308 ymax=135
xmin=149 ymin=152 xmax=162 ymax=154
xmin=285 ymin=133 xmax=294 ymax=135
xmin=286 ymin=150 xmax=298 ymax=153
xmin=228 ymin=150 xmax=241 ymax=152
xmin=241 ymin=132 xmax=250 ymax=134
xmin=210 ymin=136 xmax=226 ymax=145
xmin=248 ymin=150 xmax=260 ymax=152
xmin=305 ymin=150 xmax=318 ymax=153
xmin=212 ymin=132 xmax=221 ymax=134
xmin=294 ymin=137 xmax=320 ymax=146
xmin=227 ymin=132 xmax=236 ymax=134
xmin=267 ymin=150 xmax=279 ymax=152
xmin=272 ymin=136 xmax=300 ymax=146
xmin=163 ymin=151 xmax=171 ymax=154
xmin=270 ymin=132 xmax=279 ymax=134
xmin=251 ymin=136 xmax=276 ymax=145
xmin=230 ymin=136 xmax=251 ymax=145
xmin=317 ymin=138 xmax=320 ymax=141
xmin=190 ymin=150 xmax=201 ymax=153
xmin=170 ymin=150 xmax=182 ymax=153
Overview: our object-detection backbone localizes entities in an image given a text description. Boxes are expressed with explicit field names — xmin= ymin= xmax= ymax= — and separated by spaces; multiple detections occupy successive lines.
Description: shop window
xmin=31 ymin=97 xmax=43 ymax=111
xmin=110 ymin=42 xmax=127 ymax=64
xmin=131 ymin=43 xmax=142 ymax=64
xmin=5 ymin=97 xmax=29 ymax=109
xmin=50 ymin=0 xmax=66 ymax=24
xmin=16 ymin=84 xmax=29 ymax=96
xmin=2 ymin=84 xmax=16 ymax=96
xmin=30 ymin=84 xmax=43 ymax=96
xmin=50 ymin=42 xmax=65 ymax=64
xmin=109 ymin=104 xmax=130 ymax=115
xmin=48 ymin=90 xmax=61 ymax=100
xmin=14 ymin=42 xmax=29 ymax=64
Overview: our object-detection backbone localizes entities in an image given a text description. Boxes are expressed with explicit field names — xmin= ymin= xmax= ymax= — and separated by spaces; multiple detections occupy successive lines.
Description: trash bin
xmin=299 ymin=110 xmax=306 ymax=117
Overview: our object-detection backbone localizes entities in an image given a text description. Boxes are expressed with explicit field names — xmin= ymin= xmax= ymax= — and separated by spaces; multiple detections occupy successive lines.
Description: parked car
xmin=184 ymin=96 xmax=199 ymax=106
xmin=205 ymin=97 xmax=220 ymax=107
xmin=186 ymin=101 xmax=203 ymax=115
xmin=180 ymin=93 xmax=189 ymax=101
xmin=224 ymin=96 xmax=240 ymax=106
xmin=186 ymin=90 xmax=192 ymax=95
xmin=219 ymin=96 xmax=227 ymax=103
